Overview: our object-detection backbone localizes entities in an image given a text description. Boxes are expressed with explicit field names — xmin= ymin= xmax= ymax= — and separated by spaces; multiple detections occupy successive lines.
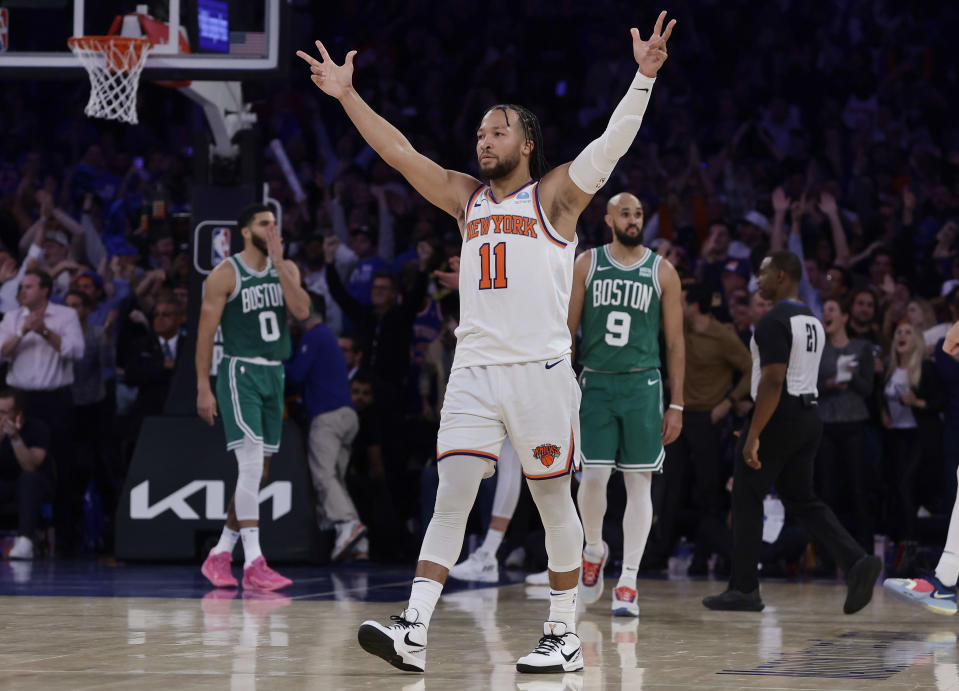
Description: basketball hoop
xmin=68 ymin=36 xmax=151 ymax=124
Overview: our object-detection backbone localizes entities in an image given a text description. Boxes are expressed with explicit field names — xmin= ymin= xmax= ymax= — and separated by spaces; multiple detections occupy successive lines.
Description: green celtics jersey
xmin=579 ymin=244 xmax=662 ymax=372
xmin=220 ymin=255 xmax=290 ymax=361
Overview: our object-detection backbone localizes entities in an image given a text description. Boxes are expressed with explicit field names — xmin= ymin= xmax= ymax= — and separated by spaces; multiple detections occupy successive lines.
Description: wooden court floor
xmin=0 ymin=572 xmax=957 ymax=690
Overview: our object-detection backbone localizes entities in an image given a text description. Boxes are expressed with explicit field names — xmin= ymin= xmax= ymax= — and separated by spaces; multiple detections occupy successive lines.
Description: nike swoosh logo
xmin=240 ymin=275 xmax=252 ymax=281
xmin=648 ymin=379 xmax=658 ymax=386
xmin=596 ymin=266 xmax=613 ymax=271
xmin=561 ymin=648 xmax=580 ymax=662
xmin=545 ymin=360 xmax=563 ymax=369
xmin=932 ymin=591 xmax=955 ymax=599
xmin=632 ymin=88 xmax=649 ymax=93
xmin=474 ymin=202 xmax=482 ymax=207
xmin=403 ymin=632 xmax=425 ymax=649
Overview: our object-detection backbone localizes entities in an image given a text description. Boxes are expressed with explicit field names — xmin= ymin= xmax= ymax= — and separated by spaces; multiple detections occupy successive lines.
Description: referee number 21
xmin=805 ymin=323 xmax=818 ymax=351
xmin=478 ymin=242 xmax=507 ymax=290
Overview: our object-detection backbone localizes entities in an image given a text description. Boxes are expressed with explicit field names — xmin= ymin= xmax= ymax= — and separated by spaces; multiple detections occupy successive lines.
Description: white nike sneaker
xmin=8 ymin=536 xmax=33 ymax=560
xmin=448 ymin=549 xmax=499 ymax=583
xmin=357 ymin=608 xmax=428 ymax=672
xmin=611 ymin=585 xmax=639 ymax=617
xmin=516 ymin=621 xmax=584 ymax=674
xmin=525 ymin=569 xmax=550 ymax=585
xmin=578 ymin=542 xmax=609 ymax=605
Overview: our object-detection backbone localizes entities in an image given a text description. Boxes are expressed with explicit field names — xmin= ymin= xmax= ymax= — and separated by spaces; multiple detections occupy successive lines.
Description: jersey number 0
xmin=478 ymin=242 xmax=508 ymax=290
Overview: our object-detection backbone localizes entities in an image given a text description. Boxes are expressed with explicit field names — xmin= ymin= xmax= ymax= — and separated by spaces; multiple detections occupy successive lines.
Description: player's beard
xmin=250 ymin=232 xmax=269 ymax=256
xmin=613 ymin=224 xmax=644 ymax=247
xmin=479 ymin=149 xmax=521 ymax=181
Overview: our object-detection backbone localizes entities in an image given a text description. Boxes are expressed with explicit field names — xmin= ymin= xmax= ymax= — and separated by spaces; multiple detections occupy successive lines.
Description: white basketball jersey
xmin=453 ymin=180 xmax=577 ymax=369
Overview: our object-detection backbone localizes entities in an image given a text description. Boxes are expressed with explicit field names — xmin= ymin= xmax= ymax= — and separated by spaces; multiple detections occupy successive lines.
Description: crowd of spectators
xmin=0 ymin=1 xmax=957 ymax=574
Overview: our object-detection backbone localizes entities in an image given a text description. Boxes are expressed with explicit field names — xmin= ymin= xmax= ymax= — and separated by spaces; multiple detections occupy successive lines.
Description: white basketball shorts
xmin=436 ymin=357 xmax=582 ymax=481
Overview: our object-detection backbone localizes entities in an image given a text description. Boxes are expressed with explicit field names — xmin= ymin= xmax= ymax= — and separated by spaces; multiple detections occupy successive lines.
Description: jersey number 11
xmin=478 ymin=242 xmax=508 ymax=290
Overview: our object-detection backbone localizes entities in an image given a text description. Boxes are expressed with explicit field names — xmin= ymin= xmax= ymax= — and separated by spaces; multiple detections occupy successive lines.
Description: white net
xmin=68 ymin=36 xmax=151 ymax=125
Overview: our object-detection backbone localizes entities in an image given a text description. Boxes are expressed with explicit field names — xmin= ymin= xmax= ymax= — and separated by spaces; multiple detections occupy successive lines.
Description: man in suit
xmin=124 ymin=297 xmax=186 ymax=423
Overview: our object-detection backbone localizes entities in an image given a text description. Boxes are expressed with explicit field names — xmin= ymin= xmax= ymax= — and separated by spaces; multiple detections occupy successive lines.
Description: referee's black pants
xmin=729 ymin=396 xmax=865 ymax=593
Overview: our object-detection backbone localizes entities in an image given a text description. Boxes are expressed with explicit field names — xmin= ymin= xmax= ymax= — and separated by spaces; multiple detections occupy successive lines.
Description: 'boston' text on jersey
xmin=591 ymin=278 xmax=654 ymax=313
xmin=241 ymin=283 xmax=284 ymax=314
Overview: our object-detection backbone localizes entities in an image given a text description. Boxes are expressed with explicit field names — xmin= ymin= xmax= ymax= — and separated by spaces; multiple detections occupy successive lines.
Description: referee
xmin=703 ymin=251 xmax=880 ymax=613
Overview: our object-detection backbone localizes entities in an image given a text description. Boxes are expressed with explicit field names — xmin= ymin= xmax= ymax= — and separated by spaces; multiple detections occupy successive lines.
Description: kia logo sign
xmin=130 ymin=480 xmax=292 ymax=521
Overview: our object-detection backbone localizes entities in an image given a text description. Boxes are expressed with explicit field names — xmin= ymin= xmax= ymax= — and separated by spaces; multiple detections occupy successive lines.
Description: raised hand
xmin=632 ymin=11 xmax=677 ymax=78
xmin=817 ymin=191 xmax=839 ymax=217
xmin=264 ymin=225 xmax=285 ymax=265
xmin=416 ymin=240 xmax=434 ymax=270
xmin=771 ymin=186 xmax=790 ymax=215
xmin=323 ymin=235 xmax=340 ymax=264
xmin=296 ymin=40 xmax=358 ymax=100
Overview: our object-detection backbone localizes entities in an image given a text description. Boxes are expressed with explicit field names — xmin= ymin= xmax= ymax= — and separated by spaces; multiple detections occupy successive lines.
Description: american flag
xmin=230 ymin=31 xmax=266 ymax=56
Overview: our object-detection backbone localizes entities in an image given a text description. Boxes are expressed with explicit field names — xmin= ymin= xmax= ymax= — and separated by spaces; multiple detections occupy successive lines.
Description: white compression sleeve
xmin=568 ymin=70 xmax=656 ymax=193
xmin=577 ymin=466 xmax=611 ymax=548
xmin=419 ymin=454 xmax=488 ymax=569
xmin=234 ymin=436 xmax=265 ymax=521
xmin=527 ymin=474 xmax=584 ymax=573
xmin=621 ymin=471 xmax=654 ymax=574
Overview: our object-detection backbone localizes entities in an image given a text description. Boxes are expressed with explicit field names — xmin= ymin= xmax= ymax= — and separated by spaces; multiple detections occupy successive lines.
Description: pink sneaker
xmin=242 ymin=556 xmax=292 ymax=591
xmin=201 ymin=549 xmax=238 ymax=588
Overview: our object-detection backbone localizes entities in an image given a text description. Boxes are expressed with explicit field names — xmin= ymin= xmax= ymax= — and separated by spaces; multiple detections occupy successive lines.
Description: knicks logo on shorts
xmin=533 ymin=443 xmax=562 ymax=467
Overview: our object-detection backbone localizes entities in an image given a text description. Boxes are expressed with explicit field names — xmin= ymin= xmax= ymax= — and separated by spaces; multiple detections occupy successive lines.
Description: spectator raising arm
xmin=817 ymin=191 xmax=851 ymax=268
xmin=770 ymin=186 xmax=789 ymax=253
xmin=370 ymin=185 xmax=395 ymax=264
xmin=322 ymin=235 xmax=368 ymax=327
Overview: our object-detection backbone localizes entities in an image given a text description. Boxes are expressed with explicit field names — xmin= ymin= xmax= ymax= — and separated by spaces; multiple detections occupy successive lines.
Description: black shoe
xmin=702 ymin=588 xmax=765 ymax=611
xmin=844 ymin=555 xmax=881 ymax=614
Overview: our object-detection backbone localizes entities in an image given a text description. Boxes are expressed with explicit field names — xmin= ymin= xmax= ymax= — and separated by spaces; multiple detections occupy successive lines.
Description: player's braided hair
xmin=480 ymin=104 xmax=550 ymax=180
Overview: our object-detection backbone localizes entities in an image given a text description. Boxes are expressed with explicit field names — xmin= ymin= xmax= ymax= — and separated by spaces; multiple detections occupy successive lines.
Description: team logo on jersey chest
xmin=533 ymin=443 xmax=562 ymax=467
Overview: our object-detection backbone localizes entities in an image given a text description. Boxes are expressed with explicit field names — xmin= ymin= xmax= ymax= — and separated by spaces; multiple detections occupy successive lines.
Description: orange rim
xmin=68 ymin=35 xmax=151 ymax=73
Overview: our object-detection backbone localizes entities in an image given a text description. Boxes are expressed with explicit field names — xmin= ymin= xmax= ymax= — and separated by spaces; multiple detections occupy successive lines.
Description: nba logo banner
xmin=211 ymin=226 xmax=231 ymax=266
xmin=0 ymin=9 xmax=8 ymax=53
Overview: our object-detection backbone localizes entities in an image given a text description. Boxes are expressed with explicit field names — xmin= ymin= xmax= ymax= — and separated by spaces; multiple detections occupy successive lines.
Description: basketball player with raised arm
xmin=196 ymin=204 xmax=312 ymax=591
xmin=298 ymin=11 xmax=675 ymax=674
xmin=569 ymin=192 xmax=684 ymax=617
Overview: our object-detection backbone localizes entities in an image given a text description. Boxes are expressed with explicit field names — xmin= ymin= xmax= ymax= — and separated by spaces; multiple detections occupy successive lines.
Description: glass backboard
xmin=0 ymin=0 xmax=287 ymax=81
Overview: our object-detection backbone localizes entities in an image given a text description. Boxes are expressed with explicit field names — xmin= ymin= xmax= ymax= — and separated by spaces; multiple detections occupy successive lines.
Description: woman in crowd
xmin=882 ymin=320 xmax=944 ymax=572
xmin=816 ymin=298 xmax=875 ymax=551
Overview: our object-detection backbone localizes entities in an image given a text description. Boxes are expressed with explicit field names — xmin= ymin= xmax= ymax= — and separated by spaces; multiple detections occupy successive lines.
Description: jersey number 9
xmin=605 ymin=310 xmax=631 ymax=347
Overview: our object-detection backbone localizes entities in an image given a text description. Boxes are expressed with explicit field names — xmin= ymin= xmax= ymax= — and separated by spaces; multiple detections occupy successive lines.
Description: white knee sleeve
xmin=492 ymin=437 xmax=522 ymax=520
xmin=568 ymin=70 xmax=656 ymax=193
xmin=577 ymin=466 xmax=612 ymax=547
xmin=419 ymin=455 xmax=488 ymax=569
xmin=234 ymin=436 xmax=265 ymax=521
xmin=528 ymin=475 xmax=583 ymax=572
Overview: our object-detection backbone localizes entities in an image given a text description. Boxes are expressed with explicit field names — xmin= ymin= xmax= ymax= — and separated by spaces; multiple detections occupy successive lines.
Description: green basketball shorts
xmin=215 ymin=356 xmax=285 ymax=454
xmin=578 ymin=369 xmax=665 ymax=472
